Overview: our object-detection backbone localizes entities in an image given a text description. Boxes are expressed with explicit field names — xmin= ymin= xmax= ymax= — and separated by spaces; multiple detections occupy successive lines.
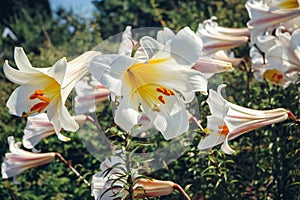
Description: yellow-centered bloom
xmin=90 ymin=27 xmax=208 ymax=140
xmin=246 ymin=0 xmax=300 ymax=44
xmin=251 ymin=27 xmax=300 ymax=87
xmin=4 ymin=47 xmax=97 ymax=135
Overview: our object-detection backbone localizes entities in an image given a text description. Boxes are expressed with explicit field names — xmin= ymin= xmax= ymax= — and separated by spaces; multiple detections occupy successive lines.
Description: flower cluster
xmin=1 ymin=0 xmax=300 ymax=199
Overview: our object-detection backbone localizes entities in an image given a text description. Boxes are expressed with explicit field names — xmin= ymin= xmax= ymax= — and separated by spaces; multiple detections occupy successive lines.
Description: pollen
xmin=23 ymin=90 xmax=51 ymax=117
xmin=156 ymin=86 xmax=175 ymax=96
xmin=263 ymin=69 xmax=284 ymax=85
xmin=218 ymin=124 xmax=229 ymax=136
xmin=155 ymin=86 xmax=175 ymax=105
xmin=158 ymin=95 xmax=166 ymax=104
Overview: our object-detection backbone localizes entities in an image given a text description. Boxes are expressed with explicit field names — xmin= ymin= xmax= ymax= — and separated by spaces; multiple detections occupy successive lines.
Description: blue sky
xmin=48 ymin=0 xmax=95 ymax=19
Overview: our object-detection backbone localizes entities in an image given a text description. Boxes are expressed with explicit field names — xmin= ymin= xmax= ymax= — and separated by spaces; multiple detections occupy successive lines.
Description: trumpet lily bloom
xmin=118 ymin=26 xmax=148 ymax=61
xmin=89 ymin=27 xmax=208 ymax=140
xmin=1 ymin=136 xmax=56 ymax=179
xmin=198 ymin=84 xmax=293 ymax=154
xmin=3 ymin=47 xmax=98 ymax=134
xmin=152 ymin=26 xmax=235 ymax=77
xmin=91 ymin=155 xmax=189 ymax=199
xmin=196 ymin=17 xmax=249 ymax=55
xmin=74 ymin=76 xmax=110 ymax=114
xmin=23 ymin=113 xmax=88 ymax=149
xmin=246 ymin=0 xmax=300 ymax=44
xmin=192 ymin=56 xmax=233 ymax=79
xmin=251 ymin=27 xmax=300 ymax=87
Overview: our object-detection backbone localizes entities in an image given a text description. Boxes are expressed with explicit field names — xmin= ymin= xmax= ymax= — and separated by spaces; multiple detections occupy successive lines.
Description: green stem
xmin=173 ymin=184 xmax=191 ymax=200
xmin=86 ymin=115 xmax=113 ymax=150
xmin=55 ymin=153 xmax=90 ymax=186
xmin=125 ymin=153 xmax=135 ymax=200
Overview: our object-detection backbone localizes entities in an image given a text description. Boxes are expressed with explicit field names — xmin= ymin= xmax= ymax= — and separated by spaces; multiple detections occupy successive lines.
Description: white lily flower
xmin=3 ymin=47 xmax=98 ymax=134
xmin=246 ymin=0 xmax=300 ymax=44
xmin=1 ymin=136 xmax=56 ymax=179
xmin=196 ymin=17 xmax=249 ymax=55
xmin=262 ymin=0 xmax=300 ymax=9
xmin=89 ymin=27 xmax=207 ymax=140
xmin=23 ymin=113 xmax=88 ymax=149
xmin=192 ymin=56 xmax=233 ymax=79
xmin=251 ymin=27 xmax=300 ymax=87
xmin=92 ymin=155 xmax=132 ymax=199
xmin=118 ymin=26 xmax=148 ymax=61
xmin=156 ymin=27 xmax=176 ymax=44
xmin=198 ymin=84 xmax=292 ymax=154
xmin=92 ymin=155 xmax=186 ymax=199
xmin=74 ymin=76 xmax=110 ymax=114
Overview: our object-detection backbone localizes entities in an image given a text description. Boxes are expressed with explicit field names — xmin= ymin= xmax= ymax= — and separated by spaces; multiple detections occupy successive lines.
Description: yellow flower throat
xmin=22 ymin=80 xmax=60 ymax=117
xmin=125 ymin=59 xmax=175 ymax=112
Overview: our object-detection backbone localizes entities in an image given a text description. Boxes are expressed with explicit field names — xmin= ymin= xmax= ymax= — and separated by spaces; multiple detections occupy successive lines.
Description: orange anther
xmin=26 ymin=89 xmax=50 ymax=116
xmin=158 ymin=95 xmax=166 ymax=104
xmin=29 ymin=93 xmax=37 ymax=99
xmin=35 ymin=90 xmax=44 ymax=95
xmin=164 ymin=89 xmax=175 ymax=96
xmin=29 ymin=90 xmax=44 ymax=99
xmin=156 ymin=86 xmax=175 ymax=96
xmin=218 ymin=124 xmax=229 ymax=136
xmin=156 ymin=87 xmax=165 ymax=93
xmin=29 ymin=102 xmax=49 ymax=113
xmin=168 ymin=89 xmax=175 ymax=95
xmin=36 ymin=95 xmax=51 ymax=103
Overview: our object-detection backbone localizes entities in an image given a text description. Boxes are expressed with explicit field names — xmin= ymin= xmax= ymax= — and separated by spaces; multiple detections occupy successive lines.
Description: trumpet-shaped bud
xmin=74 ymin=76 xmax=110 ymax=114
xmin=2 ymin=136 xmax=56 ymax=179
xmin=23 ymin=113 xmax=88 ymax=149
xmin=198 ymin=84 xmax=294 ymax=154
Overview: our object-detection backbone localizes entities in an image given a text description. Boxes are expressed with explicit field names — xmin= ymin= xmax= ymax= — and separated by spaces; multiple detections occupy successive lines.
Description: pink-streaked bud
xmin=215 ymin=26 xmax=250 ymax=37
xmin=196 ymin=56 xmax=232 ymax=71
xmin=74 ymin=76 xmax=110 ymax=114
xmin=23 ymin=113 xmax=88 ymax=149
xmin=246 ymin=0 xmax=300 ymax=43
xmin=92 ymin=155 xmax=190 ymax=199
xmin=133 ymin=178 xmax=175 ymax=198
xmin=196 ymin=17 xmax=249 ymax=55
xmin=198 ymin=84 xmax=294 ymax=154
xmin=192 ymin=56 xmax=233 ymax=78
xmin=211 ymin=50 xmax=245 ymax=67
xmin=1 ymin=136 xmax=56 ymax=179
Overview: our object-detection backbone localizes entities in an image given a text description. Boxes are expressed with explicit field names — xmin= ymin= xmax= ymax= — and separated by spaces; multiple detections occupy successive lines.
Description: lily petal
xmin=14 ymin=47 xmax=36 ymax=72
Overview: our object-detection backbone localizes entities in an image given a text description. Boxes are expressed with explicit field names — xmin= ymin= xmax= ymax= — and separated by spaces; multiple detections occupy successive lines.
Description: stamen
xmin=218 ymin=124 xmax=229 ymax=136
xmin=263 ymin=69 xmax=284 ymax=84
xmin=29 ymin=102 xmax=49 ymax=113
xmin=23 ymin=90 xmax=51 ymax=117
xmin=158 ymin=95 xmax=166 ymax=104
xmin=156 ymin=86 xmax=175 ymax=96
xmin=156 ymin=87 xmax=165 ymax=93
